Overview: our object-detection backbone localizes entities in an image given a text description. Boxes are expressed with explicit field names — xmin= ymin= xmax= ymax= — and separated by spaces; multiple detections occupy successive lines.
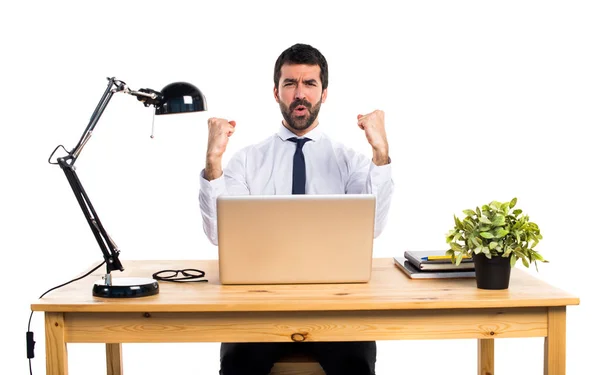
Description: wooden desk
xmin=32 ymin=258 xmax=579 ymax=375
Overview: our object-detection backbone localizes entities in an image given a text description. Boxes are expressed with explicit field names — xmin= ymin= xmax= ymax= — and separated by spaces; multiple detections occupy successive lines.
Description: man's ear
xmin=273 ymin=87 xmax=280 ymax=103
xmin=321 ymin=88 xmax=328 ymax=104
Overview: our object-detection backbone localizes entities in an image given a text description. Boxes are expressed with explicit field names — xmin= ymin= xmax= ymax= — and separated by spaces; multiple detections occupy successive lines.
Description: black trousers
xmin=219 ymin=341 xmax=376 ymax=375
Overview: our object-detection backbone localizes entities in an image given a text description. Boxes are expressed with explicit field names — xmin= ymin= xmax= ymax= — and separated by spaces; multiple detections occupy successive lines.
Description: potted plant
xmin=445 ymin=198 xmax=547 ymax=289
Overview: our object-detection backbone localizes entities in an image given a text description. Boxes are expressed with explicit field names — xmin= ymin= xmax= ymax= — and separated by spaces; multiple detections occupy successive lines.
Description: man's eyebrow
xmin=282 ymin=78 xmax=319 ymax=85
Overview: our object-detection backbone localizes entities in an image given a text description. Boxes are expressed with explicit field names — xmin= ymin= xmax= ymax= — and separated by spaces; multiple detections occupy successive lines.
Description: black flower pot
xmin=473 ymin=253 xmax=512 ymax=290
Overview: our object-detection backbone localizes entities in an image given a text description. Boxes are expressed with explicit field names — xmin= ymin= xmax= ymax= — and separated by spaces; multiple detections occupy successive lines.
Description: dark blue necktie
xmin=287 ymin=137 xmax=311 ymax=194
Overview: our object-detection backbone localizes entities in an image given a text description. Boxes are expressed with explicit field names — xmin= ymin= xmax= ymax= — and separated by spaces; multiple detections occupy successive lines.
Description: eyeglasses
xmin=152 ymin=269 xmax=208 ymax=283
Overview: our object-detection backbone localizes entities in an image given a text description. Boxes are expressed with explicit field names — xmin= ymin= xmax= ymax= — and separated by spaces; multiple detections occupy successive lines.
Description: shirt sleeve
xmin=198 ymin=150 xmax=250 ymax=246
xmin=345 ymin=151 xmax=394 ymax=238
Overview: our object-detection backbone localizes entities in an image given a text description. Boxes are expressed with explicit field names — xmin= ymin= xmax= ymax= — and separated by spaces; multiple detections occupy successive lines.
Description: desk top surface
xmin=31 ymin=258 xmax=579 ymax=312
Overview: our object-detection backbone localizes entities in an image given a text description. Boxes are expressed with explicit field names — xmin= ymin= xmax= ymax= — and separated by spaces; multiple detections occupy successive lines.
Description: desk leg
xmin=477 ymin=339 xmax=494 ymax=375
xmin=544 ymin=306 xmax=566 ymax=375
xmin=106 ymin=344 xmax=123 ymax=375
xmin=45 ymin=312 xmax=68 ymax=375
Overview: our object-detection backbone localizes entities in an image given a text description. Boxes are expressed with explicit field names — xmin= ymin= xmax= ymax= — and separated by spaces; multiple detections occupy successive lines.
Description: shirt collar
xmin=276 ymin=122 xmax=323 ymax=142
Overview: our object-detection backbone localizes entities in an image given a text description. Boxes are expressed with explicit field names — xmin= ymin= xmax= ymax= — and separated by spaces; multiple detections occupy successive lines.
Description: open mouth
xmin=293 ymin=106 xmax=308 ymax=116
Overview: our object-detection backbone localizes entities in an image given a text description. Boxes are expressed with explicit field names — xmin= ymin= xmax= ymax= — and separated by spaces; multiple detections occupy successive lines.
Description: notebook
xmin=217 ymin=194 xmax=376 ymax=285
xmin=404 ymin=250 xmax=474 ymax=271
xmin=394 ymin=257 xmax=476 ymax=279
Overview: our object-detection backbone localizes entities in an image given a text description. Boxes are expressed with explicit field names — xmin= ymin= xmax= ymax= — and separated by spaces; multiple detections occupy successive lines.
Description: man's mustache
xmin=290 ymin=99 xmax=312 ymax=111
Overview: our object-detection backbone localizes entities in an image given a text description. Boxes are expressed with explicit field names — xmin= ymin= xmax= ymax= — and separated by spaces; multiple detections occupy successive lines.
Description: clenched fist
xmin=357 ymin=110 xmax=389 ymax=166
xmin=205 ymin=117 xmax=236 ymax=180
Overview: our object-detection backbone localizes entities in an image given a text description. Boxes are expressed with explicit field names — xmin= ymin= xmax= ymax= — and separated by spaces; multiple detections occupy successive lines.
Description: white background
xmin=2 ymin=0 xmax=598 ymax=374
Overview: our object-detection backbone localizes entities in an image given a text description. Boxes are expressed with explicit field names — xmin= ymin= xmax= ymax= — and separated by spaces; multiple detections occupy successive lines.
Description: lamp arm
xmin=71 ymin=77 xmax=123 ymax=162
xmin=49 ymin=77 xmax=128 ymax=276
xmin=56 ymin=157 xmax=124 ymax=274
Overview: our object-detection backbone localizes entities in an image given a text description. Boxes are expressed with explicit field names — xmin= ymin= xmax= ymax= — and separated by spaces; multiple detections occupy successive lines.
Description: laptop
xmin=216 ymin=194 xmax=376 ymax=285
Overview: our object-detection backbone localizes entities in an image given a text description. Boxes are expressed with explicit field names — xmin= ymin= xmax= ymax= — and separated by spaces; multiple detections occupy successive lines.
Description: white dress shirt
xmin=198 ymin=124 xmax=394 ymax=245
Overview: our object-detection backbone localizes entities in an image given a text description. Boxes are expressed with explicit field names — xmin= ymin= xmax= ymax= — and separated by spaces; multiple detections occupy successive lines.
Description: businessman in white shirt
xmin=199 ymin=43 xmax=394 ymax=375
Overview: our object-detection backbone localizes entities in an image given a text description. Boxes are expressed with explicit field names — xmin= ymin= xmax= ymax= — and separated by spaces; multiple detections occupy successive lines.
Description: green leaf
xmin=491 ymin=215 xmax=506 ymax=226
xmin=476 ymin=207 xmax=481 ymax=217
xmin=464 ymin=219 xmax=475 ymax=231
xmin=456 ymin=253 xmax=464 ymax=266
xmin=494 ymin=229 xmax=509 ymax=238
xmin=510 ymin=253 xmax=517 ymax=267
xmin=509 ymin=197 xmax=517 ymax=208
xmin=530 ymin=251 xmax=545 ymax=261
xmin=522 ymin=256 xmax=530 ymax=268
xmin=489 ymin=241 xmax=498 ymax=249
xmin=454 ymin=215 xmax=463 ymax=230
xmin=480 ymin=232 xmax=494 ymax=239
xmin=450 ymin=242 xmax=463 ymax=251
xmin=468 ymin=236 xmax=477 ymax=248
xmin=513 ymin=209 xmax=522 ymax=216
xmin=480 ymin=216 xmax=492 ymax=225
xmin=463 ymin=209 xmax=476 ymax=216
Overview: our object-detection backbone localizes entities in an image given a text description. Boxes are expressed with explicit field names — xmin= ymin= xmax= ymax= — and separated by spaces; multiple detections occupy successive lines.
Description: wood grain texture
xmin=106 ymin=343 xmax=123 ymax=375
xmin=63 ymin=308 xmax=547 ymax=343
xmin=478 ymin=339 xmax=494 ymax=375
xmin=45 ymin=312 xmax=68 ymax=375
xmin=31 ymin=258 xmax=580 ymax=313
xmin=544 ymin=306 xmax=566 ymax=375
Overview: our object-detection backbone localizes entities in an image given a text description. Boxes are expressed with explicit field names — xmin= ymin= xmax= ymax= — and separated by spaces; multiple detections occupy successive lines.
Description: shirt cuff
xmin=369 ymin=159 xmax=392 ymax=186
xmin=200 ymin=169 xmax=228 ymax=197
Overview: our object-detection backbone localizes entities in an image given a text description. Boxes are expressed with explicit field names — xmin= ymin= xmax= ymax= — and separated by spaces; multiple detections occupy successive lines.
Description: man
xmin=199 ymin=43 xmax=394 ymax=375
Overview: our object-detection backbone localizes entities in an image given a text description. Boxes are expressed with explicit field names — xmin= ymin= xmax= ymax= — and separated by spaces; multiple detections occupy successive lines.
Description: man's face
xmin=274 ymin=64 xmax=328 ymax=135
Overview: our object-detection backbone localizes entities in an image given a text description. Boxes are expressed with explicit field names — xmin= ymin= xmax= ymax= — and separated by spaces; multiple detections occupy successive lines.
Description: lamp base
xmin=93 ymin=277 xmax=159 ymax=298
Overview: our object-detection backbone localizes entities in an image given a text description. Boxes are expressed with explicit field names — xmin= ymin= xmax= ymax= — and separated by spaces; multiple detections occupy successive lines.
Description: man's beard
xmin=280 ymin=98 xmax=322 ymax=131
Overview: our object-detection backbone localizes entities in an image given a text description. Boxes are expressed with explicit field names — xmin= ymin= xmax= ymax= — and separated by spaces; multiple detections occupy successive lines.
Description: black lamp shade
xmin=155 ymin=82 xmax=207 ymax=115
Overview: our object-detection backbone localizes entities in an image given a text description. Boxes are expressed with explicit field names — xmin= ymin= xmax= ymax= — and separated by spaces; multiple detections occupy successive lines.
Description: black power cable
xmin=27 ymin=261 xmax=106 ymax=375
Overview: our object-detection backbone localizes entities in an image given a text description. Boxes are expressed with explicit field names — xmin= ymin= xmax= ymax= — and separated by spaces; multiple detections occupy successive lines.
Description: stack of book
xmin=394 ymin=250 xmax=476 ymax=279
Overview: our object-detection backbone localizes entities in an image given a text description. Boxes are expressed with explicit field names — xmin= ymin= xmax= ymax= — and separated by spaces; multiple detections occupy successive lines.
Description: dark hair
xmin=273 ymin=43 xmax=328 ymax=90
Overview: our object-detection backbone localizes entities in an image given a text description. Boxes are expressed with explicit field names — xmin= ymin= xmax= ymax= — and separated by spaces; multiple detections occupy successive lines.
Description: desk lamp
xmin=48 ymin=77 xmax=207 ymax=298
